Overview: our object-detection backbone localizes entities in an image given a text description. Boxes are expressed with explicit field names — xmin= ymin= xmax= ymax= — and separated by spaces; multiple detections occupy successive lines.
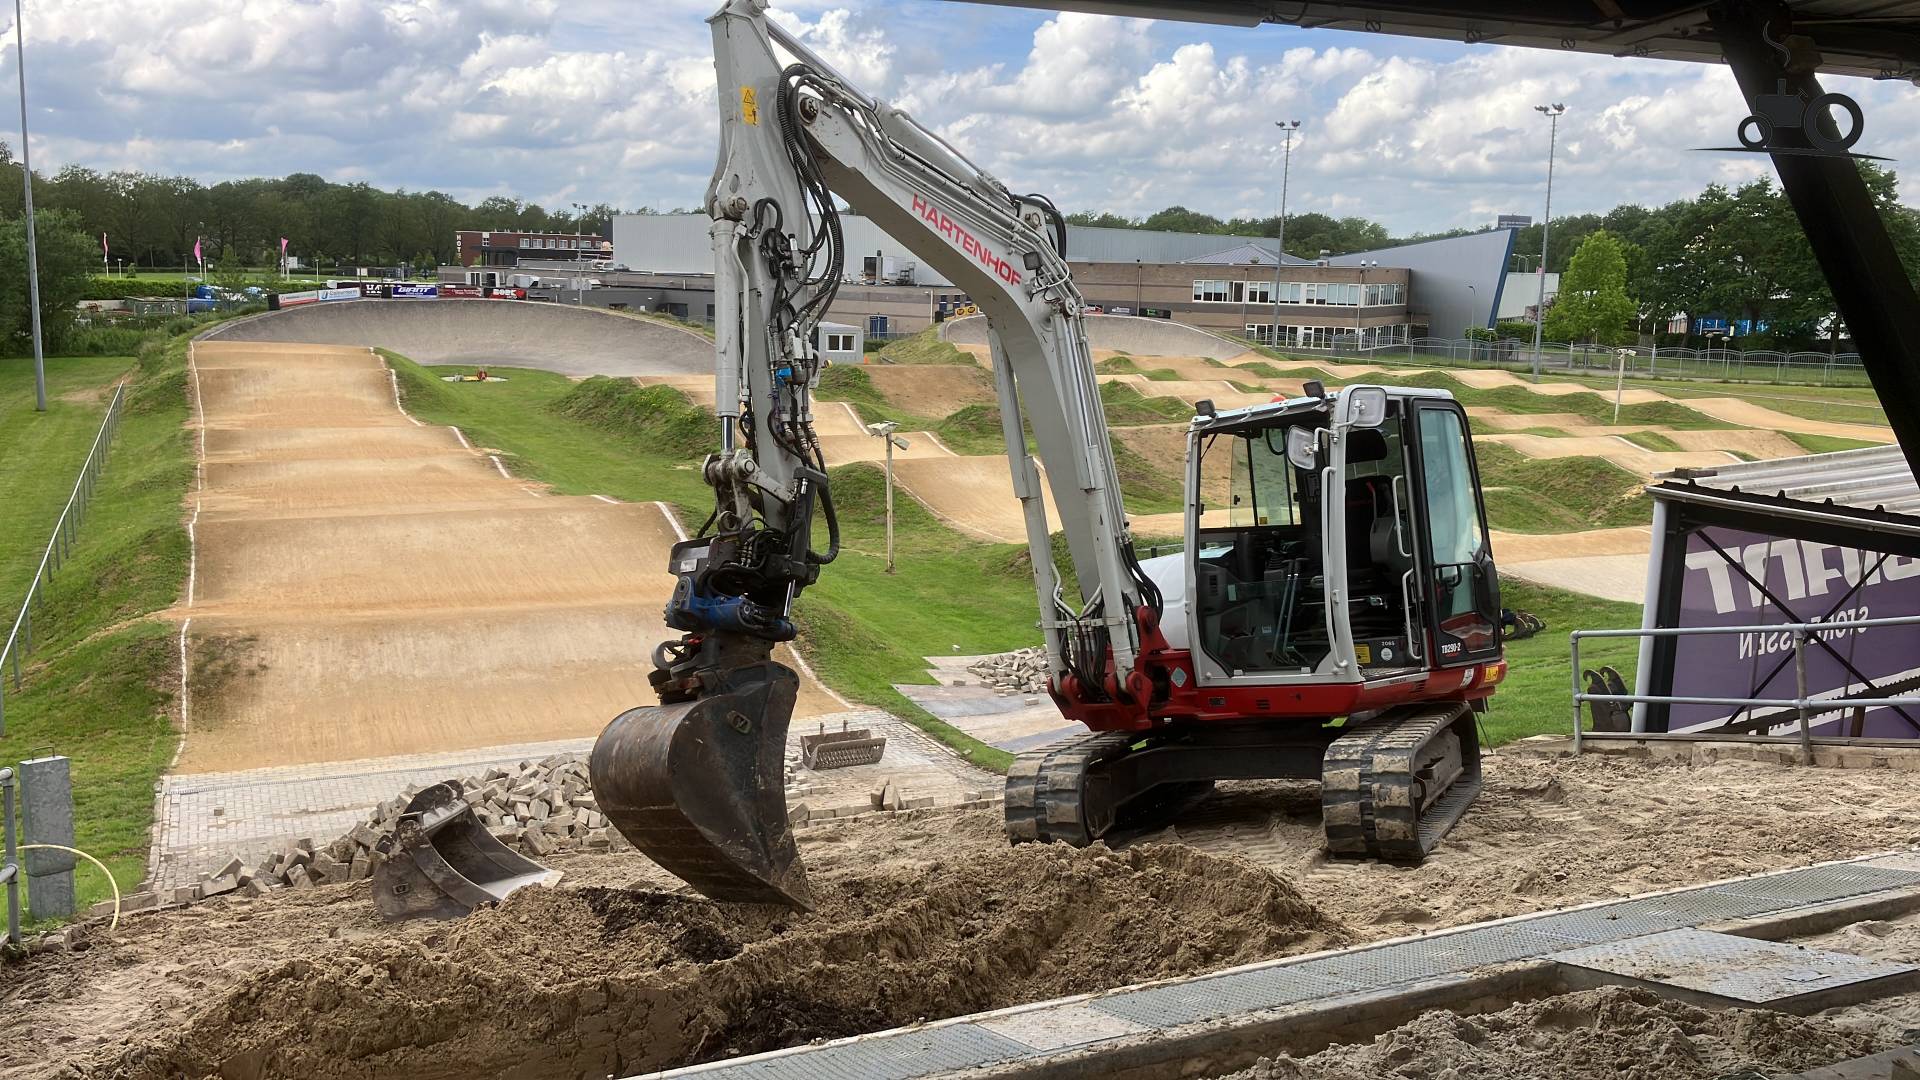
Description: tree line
xmin=0 ymin=142 xmax=644 ymax=271
xmin=1069 ymin=166 xmax=1920 ymax=348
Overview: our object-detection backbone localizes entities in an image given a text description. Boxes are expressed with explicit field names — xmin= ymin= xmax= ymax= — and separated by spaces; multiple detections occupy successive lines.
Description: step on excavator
xmin=586 ymin=0 xmax=1511 ymax=908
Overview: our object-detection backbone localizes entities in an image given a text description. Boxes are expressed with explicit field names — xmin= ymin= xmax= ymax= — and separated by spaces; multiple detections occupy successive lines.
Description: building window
xmin=826 ymin=333 xmax=853 ymax=351
xmin=1245 ymin=281 xmax=1273 ymax=305
xmin=1192 ymin=279 xmax=1229 ymax=303
xmin=1364 ymin=284 xmax=1380 ymax=307
xmin=519 ymin=237 xmax=534 ymax=248
xmin=1229 ymin=281 xmax=1245 ymax=303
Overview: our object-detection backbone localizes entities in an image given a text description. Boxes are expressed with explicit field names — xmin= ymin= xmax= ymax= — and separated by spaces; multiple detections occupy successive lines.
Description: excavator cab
xmin=1189 ymin=385 xmax=1501 ymax=686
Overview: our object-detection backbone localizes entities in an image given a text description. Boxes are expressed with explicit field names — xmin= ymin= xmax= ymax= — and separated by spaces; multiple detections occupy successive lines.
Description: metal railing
xmin=1234 ymin=334 xmax=1871 ymax=387
xmin=1569 ymin=615 xmax=1920 ymax=763
xmin=0 ymin=381 xmax=128 ymax=738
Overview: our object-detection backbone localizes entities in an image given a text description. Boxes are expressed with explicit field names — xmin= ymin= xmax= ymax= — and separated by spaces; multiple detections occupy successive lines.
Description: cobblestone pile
xmin=967 ymin=646 xmax=1050 ymax=695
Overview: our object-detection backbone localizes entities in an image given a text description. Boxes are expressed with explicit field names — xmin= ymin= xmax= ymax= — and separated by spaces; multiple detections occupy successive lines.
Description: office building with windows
xmin=455 ymin=229 xmax=611 ymax=267
xmin=592 ymin=214 xmax=1515 ymax=345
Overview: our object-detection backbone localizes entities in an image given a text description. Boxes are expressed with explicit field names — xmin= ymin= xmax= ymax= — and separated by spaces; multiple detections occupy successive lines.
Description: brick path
xmin=149 ymin=709 xmax=998 ymax=893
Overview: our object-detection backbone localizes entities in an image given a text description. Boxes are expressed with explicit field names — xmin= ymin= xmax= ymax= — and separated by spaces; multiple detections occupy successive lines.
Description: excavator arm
xmin=588 ymin=0 xmax=1163 ymax=907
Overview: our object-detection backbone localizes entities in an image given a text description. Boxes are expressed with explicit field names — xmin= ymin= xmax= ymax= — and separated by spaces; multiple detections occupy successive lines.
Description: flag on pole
xmin=102 ymin=232 xmax=108 ymax=267
xmin=193 ymin=236 xmax=203 ymax=271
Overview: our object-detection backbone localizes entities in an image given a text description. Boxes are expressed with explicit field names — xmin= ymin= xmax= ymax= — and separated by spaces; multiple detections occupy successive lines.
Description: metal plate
xmin=979 ymin=1004 xmax=1148 ymax=1051
xmin=1522 ymin=899 xmax=1702 ymax=944
xmin=1717 ymin=864 xmax=1920 ymax=904
xmin=1091 ymin=963 xmax=1359 ymax=1028
xmin=669 ymin=1025 xmax=1032 ymax=1080
xmin=1550 ymin=928 xmax=1919 ymax=1008
xmin=1286 ymin=926 xmax=1571 ymax=987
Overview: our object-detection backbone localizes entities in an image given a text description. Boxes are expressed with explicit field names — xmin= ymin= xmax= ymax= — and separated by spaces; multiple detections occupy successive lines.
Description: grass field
xmin=0 ymin=357 xmax=135 ymax=611
xmin=1483 ymin=580 xmax=1640 ymax=745
xmin=1476 ymin=444 xmax=1652 ymax=534
xmin=0 ymin=337 xmax=198 ymax=918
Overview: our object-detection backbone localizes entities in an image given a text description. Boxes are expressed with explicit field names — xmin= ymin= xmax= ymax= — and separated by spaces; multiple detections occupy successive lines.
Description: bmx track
xmin=203 ymin=299 xmax=711 ymax=377
xmin=177 ymin=339 xmax=837 ymax=773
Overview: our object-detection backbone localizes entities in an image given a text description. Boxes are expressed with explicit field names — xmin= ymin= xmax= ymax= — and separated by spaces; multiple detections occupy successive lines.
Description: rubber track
xmin=1322 ymin=701 xmax=1481 ymax=862
xmin=1004 ymin=731 xmax=1134 ymax=846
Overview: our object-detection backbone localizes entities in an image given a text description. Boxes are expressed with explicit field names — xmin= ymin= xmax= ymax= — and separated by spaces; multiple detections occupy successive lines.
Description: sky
xmin=8 ymin=0 xmax=1919 ymax=235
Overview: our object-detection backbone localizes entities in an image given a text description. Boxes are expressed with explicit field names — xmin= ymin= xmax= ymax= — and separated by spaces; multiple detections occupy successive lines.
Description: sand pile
xmin=1228 ymin=987 xmax=1886 ymax=1080
xmin=106 ymin=839 xmax=1347 ymax=1080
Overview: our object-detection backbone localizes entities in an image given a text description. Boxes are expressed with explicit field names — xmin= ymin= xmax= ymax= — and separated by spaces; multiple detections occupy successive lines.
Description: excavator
xmin=585 ymin=0 xmax=1510 ymax=909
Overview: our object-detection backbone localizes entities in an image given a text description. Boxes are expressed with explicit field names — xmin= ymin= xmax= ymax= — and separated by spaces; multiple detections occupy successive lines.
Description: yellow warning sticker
xmin=1355 ymin=643 xmax=1372 ymax=664
xmin=740 ymin=86 xmax=759 ymax=125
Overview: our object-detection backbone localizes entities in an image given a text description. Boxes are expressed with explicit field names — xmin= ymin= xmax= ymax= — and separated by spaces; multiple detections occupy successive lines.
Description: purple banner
xmin=1667 ymin=525 xmax=1920 ymax=737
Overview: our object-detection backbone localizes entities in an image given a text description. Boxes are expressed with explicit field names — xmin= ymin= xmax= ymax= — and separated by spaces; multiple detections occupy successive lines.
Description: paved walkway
xmin=149 ymin=708 xmax=996 ymax=893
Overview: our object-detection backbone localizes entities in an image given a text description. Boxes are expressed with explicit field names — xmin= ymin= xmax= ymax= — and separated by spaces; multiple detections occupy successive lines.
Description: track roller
xmin=1321 ymin=702 xmax=1482 ymax=862
xmin=1005 ymin=732 xmax=1214 ymax=847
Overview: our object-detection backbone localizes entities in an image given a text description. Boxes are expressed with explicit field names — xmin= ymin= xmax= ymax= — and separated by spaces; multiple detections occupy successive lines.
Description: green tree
xmin=0 ymin=209 xmax=96 ymax=354
xmin=1543 ymin=230 xmax=1636 ymax=345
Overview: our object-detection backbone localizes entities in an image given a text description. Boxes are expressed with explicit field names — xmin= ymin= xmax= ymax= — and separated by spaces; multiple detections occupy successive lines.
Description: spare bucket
xmin=372 ymin=781 xmax=561 ymax=921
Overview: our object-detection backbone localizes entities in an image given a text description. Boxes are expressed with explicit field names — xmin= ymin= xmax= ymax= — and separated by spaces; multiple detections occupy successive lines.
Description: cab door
xmin=1409 ymin=402 xmax=1501 ymax=665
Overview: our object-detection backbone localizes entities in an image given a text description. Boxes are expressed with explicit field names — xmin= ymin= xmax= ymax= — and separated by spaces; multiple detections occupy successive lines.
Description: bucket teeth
xmin=590 ymin=660 xmax=810 ymax=908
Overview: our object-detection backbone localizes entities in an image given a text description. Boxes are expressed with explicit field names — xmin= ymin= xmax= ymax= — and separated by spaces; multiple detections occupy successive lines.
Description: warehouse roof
xmin=1182 ymin=242 xmax=1317 ymax=266
xmin=1656 ymin=444 xmax=1920 ymax=519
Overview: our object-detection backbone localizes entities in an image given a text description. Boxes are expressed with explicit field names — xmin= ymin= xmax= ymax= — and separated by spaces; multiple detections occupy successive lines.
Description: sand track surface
xmin=810 ymin=401 xmax=955 ymax=466
xmin=204 ymin=300 xmax=712 ymax=377
xmin=17 ymin=751 xmax=1920 ymax=1079
xmin=176 ymin=341 xmax=831 ymax=773
xmin=860 ymin=363 xmax=996 ymax=414
xmin=1476 ymin=432 xmax=1736 ymax=473
xmin=889 ymin=455 xmax=1059 ymax=544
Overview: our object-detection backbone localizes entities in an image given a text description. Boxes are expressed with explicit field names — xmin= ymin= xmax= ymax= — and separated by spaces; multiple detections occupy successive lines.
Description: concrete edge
xmin=638 ymin=846 xmax=1920 ymax=1080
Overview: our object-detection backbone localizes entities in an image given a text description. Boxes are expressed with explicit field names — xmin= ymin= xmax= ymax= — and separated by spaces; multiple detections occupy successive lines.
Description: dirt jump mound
xmin=941 ymin=313 xmax=1255 ymax=361
xmin=111 ymin=835 xmax=1346 ymax=1080
xmin=203 ymin=300 xmax=711 ymax=376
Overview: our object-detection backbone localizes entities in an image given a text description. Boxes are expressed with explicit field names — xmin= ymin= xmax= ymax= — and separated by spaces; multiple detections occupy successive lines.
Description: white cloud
xmin=2 ymin=0 xmax=1913 ymax=231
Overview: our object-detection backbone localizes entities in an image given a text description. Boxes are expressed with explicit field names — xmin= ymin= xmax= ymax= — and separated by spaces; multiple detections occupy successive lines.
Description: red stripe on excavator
xmin=910 ymin=193 xmax=1023 ymax=287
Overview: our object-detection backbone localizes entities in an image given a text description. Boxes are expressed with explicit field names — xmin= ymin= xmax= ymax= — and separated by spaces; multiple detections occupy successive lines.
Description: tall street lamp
xmin=1529 ymin=103 xmax=1565 ymax=383
xmin=865 ymin=420 xmax=910 ymax=573
xmin=1269 ymin=120 xmax=1300 ymax=350
xmin=14 ymin=0 xmax=43 ymax=411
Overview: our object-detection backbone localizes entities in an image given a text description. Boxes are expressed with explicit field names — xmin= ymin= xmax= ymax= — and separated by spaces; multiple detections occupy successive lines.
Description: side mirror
xmin=1285 ymin=426 xmax=1318 ymax=470
xmin=1345 ymin=386 xmax=1388 ymax=428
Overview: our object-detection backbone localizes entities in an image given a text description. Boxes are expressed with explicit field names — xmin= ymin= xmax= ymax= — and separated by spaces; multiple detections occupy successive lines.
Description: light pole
xmin=1355 ymin=259 xmax=1376 ymax=350
xmin=1464 ymin=283 xmax=1477 ymax=354
xmin=1269 ymin=120 xmax=1299 ymax=350
xmin=14 ymin=0 xmax=43 ymax=411
xmin=571 ymin=201 xmax=587 ymax=260
xmin=1529 ymin=103 xmax=1565 ymax=383
xmin=866 ymin=421 xmax=910 ymax=573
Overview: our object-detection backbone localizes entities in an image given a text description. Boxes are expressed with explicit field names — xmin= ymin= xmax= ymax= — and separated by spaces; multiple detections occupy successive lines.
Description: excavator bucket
xmin=589 ymin=659 xmax=810 ymax=908
xmin=372 ymin=781 xmax=561 ymax=921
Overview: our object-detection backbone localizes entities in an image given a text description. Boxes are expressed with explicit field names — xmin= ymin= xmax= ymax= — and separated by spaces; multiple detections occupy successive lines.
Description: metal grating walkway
xmin=644 ymin=854 xmax=1920 ymax=1079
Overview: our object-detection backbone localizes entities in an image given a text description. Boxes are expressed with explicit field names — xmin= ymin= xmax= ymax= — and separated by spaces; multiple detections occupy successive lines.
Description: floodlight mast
xmin=1529 ymin=103 xmax=1565 ymax=382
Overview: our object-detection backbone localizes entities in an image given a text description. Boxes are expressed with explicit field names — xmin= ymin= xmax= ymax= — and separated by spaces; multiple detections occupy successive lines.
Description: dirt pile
xmin=1228 ymin=987 xmax=1886 ymax=1080
xmin=105 ymin=837 xmax=1347 ymax=1080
